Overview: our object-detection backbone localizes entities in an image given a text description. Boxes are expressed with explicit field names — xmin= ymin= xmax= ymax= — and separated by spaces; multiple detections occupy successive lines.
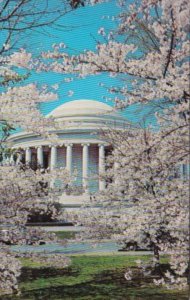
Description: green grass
xmin=20 ymin=253 xmax=151 ymax=269
xmin=53 ymin=230 xmax=76 ymax=240
xmin=12 ymin=254 xmax=188 ymax=300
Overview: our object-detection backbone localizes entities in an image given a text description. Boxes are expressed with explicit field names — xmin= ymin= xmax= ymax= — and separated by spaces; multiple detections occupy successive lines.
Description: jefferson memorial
xmin=7 ymin=99 xmax=127 ymax=207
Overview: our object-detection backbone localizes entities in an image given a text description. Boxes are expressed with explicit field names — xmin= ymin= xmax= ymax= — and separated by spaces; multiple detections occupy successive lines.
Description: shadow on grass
xmin=1 ymin=281 xmax=187 ymax=300
xmin=19 ymin=266 xmax=79 ymax=282
xmin=0 ymin=265 xmax=187 ymax=300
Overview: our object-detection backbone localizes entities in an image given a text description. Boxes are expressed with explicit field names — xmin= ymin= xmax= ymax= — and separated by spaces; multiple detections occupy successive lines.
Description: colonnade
xmin=23 ymin=143 xmax=106 ymax=192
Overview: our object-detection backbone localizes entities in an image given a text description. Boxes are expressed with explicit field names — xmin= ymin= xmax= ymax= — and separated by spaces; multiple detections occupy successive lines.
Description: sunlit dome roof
xmin=7 ymin=99 xmax=128 ymax=147
xmin=48 ymin=99 xmax=118 ymax=118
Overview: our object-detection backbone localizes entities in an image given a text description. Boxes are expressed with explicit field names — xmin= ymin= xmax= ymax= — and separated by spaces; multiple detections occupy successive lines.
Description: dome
xmin=7 ymin=99 xmax=127 ymax=149
xmin=48 ymin=99 xmax=117 ymax=118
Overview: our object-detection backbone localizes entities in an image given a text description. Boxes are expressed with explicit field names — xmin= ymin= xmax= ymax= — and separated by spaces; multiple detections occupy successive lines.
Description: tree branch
xmin=163 ymin=9 xmax=175 ymax=78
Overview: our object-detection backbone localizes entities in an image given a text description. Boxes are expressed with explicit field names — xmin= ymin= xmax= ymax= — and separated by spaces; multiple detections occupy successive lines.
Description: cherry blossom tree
xmin=72 ymin=122 xmax=188 ymax=288
xmin=36 ymin=0 xmax=189 ymax=289
xmin=0 ymin=164 xmax=71 ymax=295
xmin=1 ymin=0 xmax=189 ymax=294
xmin=0 ymin=1 xmax=83 ymax=295
xmin=0 ymin=52 xmax=72 ymax=295
xmin=0 ymin=0 xmax=77 ymax=54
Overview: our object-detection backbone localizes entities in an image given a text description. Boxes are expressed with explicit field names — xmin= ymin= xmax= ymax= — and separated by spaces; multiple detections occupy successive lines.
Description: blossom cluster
xmin=0 ymin=164 xmax=70 ymax=295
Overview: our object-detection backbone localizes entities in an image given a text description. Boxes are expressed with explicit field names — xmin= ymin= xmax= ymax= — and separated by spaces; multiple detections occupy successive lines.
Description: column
xmin=66 ymin=143 xmax=73 ymax=175
xmin=98 ymin=144 xmax=106 ymax=191
xmin=50 ymin=145 xmax=57 ymax=170
xmin=182 ymin=163 xmax=189 ymax=180
xmin=16 ymin=152 xmax=22 ymax=165
xmin=5 ymin=154 xmax=10 ymax=165
xmin=10 ymin=153 xmax=15 ymax=165
xmin=187 ymin=164 xmax=190 ymax=179
xmin=82 ymin=143 xmax=89 ymax=193
xmin=114 ymin=161 xmax=120 ymax=185
xmin=2 ymin=153 xmax=6 ymax=165
xmin=37 ymin=146 xmax=44 ymax=168
xmin=25 ymin=147 xmax=32 ymax=164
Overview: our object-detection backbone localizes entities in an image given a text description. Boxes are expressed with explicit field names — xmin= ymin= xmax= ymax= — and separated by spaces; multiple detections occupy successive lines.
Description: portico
xmin=18 ymin=142 xmax=107 ymax=193
xmin=7 ymin=99 xmax=127 ymax=204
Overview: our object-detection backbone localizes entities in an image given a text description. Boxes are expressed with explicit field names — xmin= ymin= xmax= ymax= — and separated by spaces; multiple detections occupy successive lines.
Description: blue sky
xmin=8 ymin=1 xmax=156 ymax=127
xmin=25 ymin=2 xmax=123 ymax=113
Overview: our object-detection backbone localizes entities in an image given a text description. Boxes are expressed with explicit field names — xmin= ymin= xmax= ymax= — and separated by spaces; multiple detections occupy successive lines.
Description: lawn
xmin=54 ymin=230 xmax=76 ymax=240
xmin=1 ymin=254 xmax=188 ymax=300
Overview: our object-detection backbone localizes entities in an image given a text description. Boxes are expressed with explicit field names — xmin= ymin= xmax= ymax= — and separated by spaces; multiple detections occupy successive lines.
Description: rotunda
xmin=7 ymin=99 xmax=127 ymax=206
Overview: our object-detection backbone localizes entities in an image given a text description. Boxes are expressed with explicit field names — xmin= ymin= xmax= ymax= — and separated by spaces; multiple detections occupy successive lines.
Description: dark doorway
xmin=44 ymin=151 xmax=49 ymax=169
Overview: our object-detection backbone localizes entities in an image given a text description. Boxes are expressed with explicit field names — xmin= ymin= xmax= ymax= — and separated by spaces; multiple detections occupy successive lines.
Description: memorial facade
xmin=7 ymin=99 xmax=127 ymax=206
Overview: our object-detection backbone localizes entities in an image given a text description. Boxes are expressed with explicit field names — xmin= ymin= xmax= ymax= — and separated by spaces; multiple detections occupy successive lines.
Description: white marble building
xmin=7 ymin=99 xmax=127 ymax=207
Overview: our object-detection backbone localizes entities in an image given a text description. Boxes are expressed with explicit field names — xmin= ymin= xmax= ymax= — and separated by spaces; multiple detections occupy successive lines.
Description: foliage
xmin=0 ymin=0 xmax=189 ymax=294
xmin=0 ymin=0 xmax=78 ymax=296
xmin=36 ymin=0 xmax=190 ymax=290
xmin=0 ymin=163 xmax=71 ymax=295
